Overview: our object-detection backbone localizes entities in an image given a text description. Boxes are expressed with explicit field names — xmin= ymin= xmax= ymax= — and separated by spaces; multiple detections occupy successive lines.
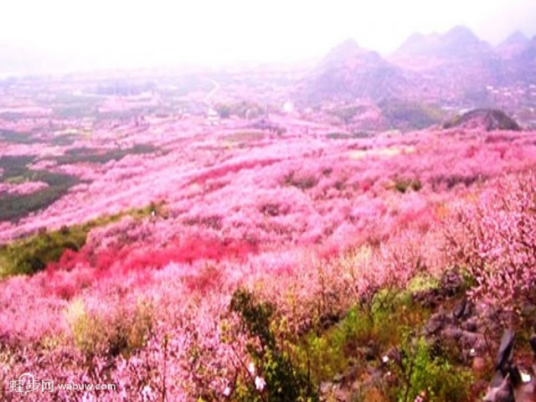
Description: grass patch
xmin=293 ymin=283 xmax=471 ymax=401
xmin=0 ymin=155 xmax=35 ymax=178
xmin=224 ymin=131 xmax=265 ymax=144
xmin=292 ymin=289 xmax=432 ymax=385
xmin=0 ymin=156 xmax=80 ymax=222
xmin=380 ymin=100 xmax=444 ymax=130
xmin=51 ymin=94 xmax=102 ymax=119
xmin=55 ymin=144 xmax=156 ymax=165
xmin=393 ymin=336 xmax=473 ymax=402
xmin=0 ymin=130 xmax=35 ymax=144
xmin=327 ymin=132 xmax=374 ymax=140
xmin=0 ymin=176 xmax=78 ymax=222
xmin=51 ymin=133 xmax=78 ymax=146
xmin=0 ymin=202 xmax=164 ymax=278
xmin=0 ymin=155 xmax=81 ymax=221
xmin=0 ymin=112 xmax=27 ymax=121
xmin=224 ymin=275 xmax=474 ymax=402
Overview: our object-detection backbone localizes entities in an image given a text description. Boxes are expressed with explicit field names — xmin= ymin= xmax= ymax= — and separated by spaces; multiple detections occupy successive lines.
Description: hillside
xmin=2 ymin=76 xmax=536 ymax=401
xmin=391 ymin=26 xmax=506 ymax=100
xmin=512 ymin=37 xmax=536 ymax=82
xmin=296 ymin=39 xmax=411 ymax=105
xmin=3 ymin=21 xmax=536 ymax=402
xmin=496 ymin=30 xmax=530 ymax=60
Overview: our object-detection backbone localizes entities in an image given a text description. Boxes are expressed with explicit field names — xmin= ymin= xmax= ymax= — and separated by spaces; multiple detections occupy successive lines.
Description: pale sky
xmin=1 ymin=0 xmax=535 ymax=68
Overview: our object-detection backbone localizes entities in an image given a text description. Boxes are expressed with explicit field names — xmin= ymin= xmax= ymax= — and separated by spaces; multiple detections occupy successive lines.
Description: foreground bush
xmin=228 ymin=289 xmax=318 ymax=402
xmin=394 ymin=337 xmax=472 ymax=402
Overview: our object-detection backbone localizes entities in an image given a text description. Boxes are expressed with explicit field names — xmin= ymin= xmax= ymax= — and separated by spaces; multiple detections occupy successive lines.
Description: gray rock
xmin=461 ymin=317 xmax=478 ymax=332
xmin=425 ymin=319 xmax=444 ymax=335
xmin=495 ymin=330 xmax=515 ymax=372
xmin=484 ymin=376 xmax=515 ymax=402
xmin=495 ymin=381 xmax=516 ymax=402
xmin=459 ymin=330 xmax=481 ymax=348
xmin=453 ymin=297 xmax=468 ymax=319
xmin=442 ymin=326 xmax=463 ymax=340
xmin=424 ymin=312 xmax=454 ymax=336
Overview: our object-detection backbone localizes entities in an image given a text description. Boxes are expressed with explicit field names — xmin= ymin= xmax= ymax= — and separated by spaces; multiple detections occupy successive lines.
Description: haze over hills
xmin=393 ymin=26 xmax=496 ymax=60
xmin=293 ymin=26 xmax=536 ymax=112
xmin=2 ymin=24 xmax=536 ymax=129
xmin=390 ymin=26 xmax=506 ymax=95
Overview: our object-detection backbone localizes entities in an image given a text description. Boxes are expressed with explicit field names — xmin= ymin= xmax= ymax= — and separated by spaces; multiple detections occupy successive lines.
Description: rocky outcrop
xmin=483 ymin=328 xmax=536 ymax=402
xmin=443 ymin=109 xmax=522 ymax=131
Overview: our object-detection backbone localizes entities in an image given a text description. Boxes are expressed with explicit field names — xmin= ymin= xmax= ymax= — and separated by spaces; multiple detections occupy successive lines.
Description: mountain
xmin=499 ymin=31 xmax=529 ymax=48
xmin=296 ymin=39 xmax=410 ymax=105
xmin=517 ymin=36 xmax=536 ymax=63
xmin=511 ymin=36 xmax=536 ymax=82
xmin=497 ymin=31 xmax=530 ymax=60
xmin=391 ymin=26 xmax=504 ymax=101
xmin=394 ymin=26 xmax=495 ymax=61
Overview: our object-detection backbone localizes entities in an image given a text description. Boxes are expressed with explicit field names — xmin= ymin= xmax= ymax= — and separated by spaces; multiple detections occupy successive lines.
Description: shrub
xmin=229 ymin=289 xmax=318 ymax=402
xmin=292 ymin=287 xmax=431 ymax=386
xmin=66 ymin=298 xmax=153 ymax=358
xmin=395 ymin=337 xmax=472 ymax=402
xmin=394 ymin=178 xmax=422 ymax=193
xmin=284 ymin=172 xmax=318 ymax=190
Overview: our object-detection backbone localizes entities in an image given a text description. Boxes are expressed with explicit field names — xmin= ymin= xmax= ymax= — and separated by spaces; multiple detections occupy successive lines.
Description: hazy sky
xmin=1 ymin=0 xmax=535 ymax=68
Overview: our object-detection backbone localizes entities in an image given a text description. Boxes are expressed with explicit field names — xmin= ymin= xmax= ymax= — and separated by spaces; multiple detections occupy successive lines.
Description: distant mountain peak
xmin=334 ymin=38 xmax=360 ymax=51
xmin=394 ymin=25 xmax=492 ymax=60
xmin=443 ymin=25 xmax=480 ymax=44
xmin=500 ymin=31 xmax=529 ymax=47
xmin=326 ymin=39 xmax=370 ymax=57
xmin=405 ymin=32 xmax=426 ymax=43
xmin=298 ymin=39 xmax=407 ymax=105
xmin=446 ymin=25 xmax=476 ymax=36
xmin=320 ymin=39 xmax=381 ymax=67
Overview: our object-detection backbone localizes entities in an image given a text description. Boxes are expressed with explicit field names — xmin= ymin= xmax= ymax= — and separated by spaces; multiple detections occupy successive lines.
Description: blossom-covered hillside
xmin=2 ymin=93 xmax=536 ymax=401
